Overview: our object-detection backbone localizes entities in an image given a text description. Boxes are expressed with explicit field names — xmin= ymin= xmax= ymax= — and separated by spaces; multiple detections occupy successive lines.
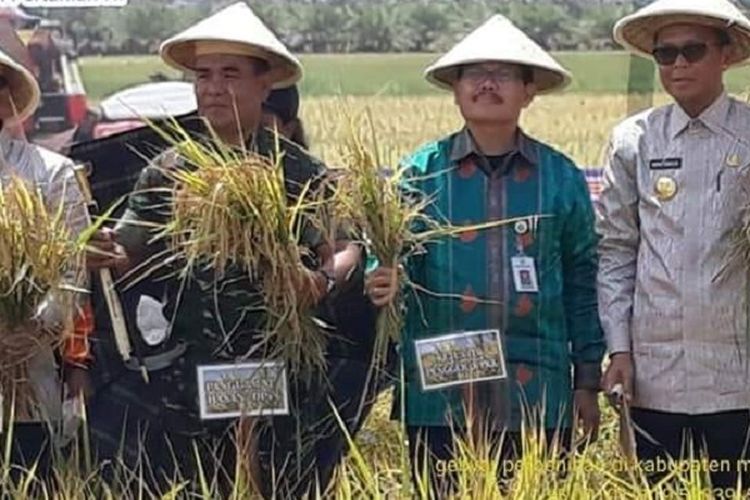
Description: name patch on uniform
xmin=197 ymin=361 xmax=289 ymax=420
xmin=649 ymin=158 xmax=682 ymax=170
xmin=415 ymin=329 xmax=507 ymax=391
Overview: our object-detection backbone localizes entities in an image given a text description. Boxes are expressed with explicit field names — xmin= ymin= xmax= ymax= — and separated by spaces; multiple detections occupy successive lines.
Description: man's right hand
xmin=364 ymin=266 xmax=399 ymax=307
xmin=86 ymin=227 xmax=129 ymax=272
xmin=601 ymin=352 xmax=634 ymax=405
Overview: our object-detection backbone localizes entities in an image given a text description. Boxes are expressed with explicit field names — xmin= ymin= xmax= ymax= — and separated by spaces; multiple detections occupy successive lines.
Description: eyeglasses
xmin=460 ymin=66 xmax=523 ymax=84
xmin=651 ymin=42 xmax=718 ymax=66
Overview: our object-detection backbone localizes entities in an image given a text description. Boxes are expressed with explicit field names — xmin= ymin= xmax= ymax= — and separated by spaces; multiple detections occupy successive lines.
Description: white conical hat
xmin=0 ymin=44 xmax=39 ymax=122
xmin=424 ymin=15 xmax=571 ymax=94
xmin=160 ymin=2 xmax=302 ymax=88
xmin=614 ymin=0 xmax=750 ymax=66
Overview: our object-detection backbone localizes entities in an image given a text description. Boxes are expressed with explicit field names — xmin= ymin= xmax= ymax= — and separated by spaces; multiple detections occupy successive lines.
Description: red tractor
xmin=0 ymin=7 xmax=87 ymax=145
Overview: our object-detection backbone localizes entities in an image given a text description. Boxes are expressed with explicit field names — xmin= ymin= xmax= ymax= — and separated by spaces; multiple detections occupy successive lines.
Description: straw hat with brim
xmin=160 ymin=2 xmax=302 ymax=89
xmin=614 ymin=0 xmax=750 ymax=67
xmin=0 ymin=48 xmax=39 ymax=122
xmin=424 ymin=14 xmax=571 ymax=94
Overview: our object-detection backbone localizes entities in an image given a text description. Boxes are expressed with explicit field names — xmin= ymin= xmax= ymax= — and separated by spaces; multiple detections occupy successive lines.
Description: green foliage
xmin=28 ymin=0 xmax=654 ymax=56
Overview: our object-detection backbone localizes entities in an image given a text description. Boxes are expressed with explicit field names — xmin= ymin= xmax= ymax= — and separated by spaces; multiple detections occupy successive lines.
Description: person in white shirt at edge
xmin=0 ymin=43 xmax=93 ymax=475
xmin=600 ymin=0 xmax=750 ymax=490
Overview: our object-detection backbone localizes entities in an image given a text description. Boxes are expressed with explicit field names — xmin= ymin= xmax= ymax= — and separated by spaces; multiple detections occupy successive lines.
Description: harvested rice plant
xmin=0 ymin=176 xmax=84 ymax=421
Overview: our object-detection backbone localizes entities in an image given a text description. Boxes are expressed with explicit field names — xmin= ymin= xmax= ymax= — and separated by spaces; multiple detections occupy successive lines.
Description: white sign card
xmin=197 ymin=361 xmax=289 ymax=420
xmin=415 ymin=329 xmax=507 ymax=391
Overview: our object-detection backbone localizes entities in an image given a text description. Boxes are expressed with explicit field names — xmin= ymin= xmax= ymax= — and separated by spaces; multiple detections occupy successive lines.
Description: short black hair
xmin=716 ymin=28 xmax=731 ymax=46
xmin=263 ymin=85 xmax=299 ymax=124
xmin=520 ymin=65 xmax=534 ymax=85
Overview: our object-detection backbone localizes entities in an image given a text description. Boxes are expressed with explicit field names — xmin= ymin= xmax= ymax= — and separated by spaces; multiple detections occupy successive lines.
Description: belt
xmin=124 ymin=342 xmax=188 ymax=373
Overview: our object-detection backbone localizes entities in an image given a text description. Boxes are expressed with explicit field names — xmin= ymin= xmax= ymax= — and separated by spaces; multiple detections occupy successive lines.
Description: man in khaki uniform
xmin=0 ymin=41 xmax=91 ymax=475
xmin=600 ymin=0 xmax=750 ymax=489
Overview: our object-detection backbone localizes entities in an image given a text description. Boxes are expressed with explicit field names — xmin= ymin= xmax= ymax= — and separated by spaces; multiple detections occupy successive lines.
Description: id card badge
xmin=511 ymin=256 xmax=539 ymax=293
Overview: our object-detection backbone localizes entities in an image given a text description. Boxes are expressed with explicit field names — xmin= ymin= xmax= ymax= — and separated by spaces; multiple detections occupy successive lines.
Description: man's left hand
xmin=574 ymin=389 xmax=600 ymax=441
xmin=86 ymin=228 xmax=129 ymax=272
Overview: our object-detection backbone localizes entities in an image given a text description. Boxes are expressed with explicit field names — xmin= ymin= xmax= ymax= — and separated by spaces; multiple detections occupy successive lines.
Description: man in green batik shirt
xmin=366 ymin=14 xmax=604 ymax=496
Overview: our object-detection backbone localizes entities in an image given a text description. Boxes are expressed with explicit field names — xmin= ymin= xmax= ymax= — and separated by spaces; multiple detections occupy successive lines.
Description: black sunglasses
xmin=651 ymin=42 xmax=716 ymax=65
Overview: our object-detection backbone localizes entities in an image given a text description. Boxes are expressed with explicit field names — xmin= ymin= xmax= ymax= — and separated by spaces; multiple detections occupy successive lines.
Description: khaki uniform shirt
xmin=597 ymin=92 xmax=750 ymax=413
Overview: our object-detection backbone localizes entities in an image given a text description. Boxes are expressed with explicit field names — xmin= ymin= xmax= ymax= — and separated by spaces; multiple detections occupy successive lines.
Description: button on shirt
xmin=597 ymin=92 xmax=750 ymax=413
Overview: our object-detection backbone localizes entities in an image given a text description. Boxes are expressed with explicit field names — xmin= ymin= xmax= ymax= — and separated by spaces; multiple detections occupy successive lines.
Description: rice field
xmin=7 ymin=54 xmax=747 ymax=498
xmin=78 ymin=52 xmax=750 ymax=101
xmin=302 ymin=92 xmax=680 ymax=167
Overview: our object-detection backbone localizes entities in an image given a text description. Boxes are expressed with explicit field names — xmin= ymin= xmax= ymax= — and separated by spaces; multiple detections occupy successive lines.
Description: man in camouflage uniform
xmin=86 ymin=4 xmax=344 ymax=496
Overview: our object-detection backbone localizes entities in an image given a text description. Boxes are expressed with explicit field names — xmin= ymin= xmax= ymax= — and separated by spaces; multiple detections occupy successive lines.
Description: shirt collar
xmin=450 ymin=126 xmax=538 ymax=167
xmin=670 ymin=91 xmax=731 ymax=139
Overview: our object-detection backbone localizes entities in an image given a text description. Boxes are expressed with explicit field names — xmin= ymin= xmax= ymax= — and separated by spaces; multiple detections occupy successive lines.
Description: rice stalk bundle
xmin=151 ymin=123 xmax=329 ymax=374
xmin=0 ymin=175 xmax=81 ymax=418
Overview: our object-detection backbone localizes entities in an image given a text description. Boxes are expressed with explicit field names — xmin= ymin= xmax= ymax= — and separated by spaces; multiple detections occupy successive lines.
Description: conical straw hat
xmin=160 ymin=2 xmax=302 ymax=88
xmin=0 ymin=42 xmax=39 ymax=122
xmin=425 ymin=14 xmax=571 ymax=94
xmin=614 ymin=0 xmax=750 ymax=66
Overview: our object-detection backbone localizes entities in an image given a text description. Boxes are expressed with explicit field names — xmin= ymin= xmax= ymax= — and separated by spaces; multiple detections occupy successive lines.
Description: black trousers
xmin=86 ymin=368 xmax=240 ymax=496
xmin=4 ymin=422 xmax=58 ymax=487
xmin=87 ymin=360 xmax=380 ymax=499
xmin=406 ymin=425 xmax=572 ymax=499
xmin=631 ymin=408 xmax=750 ymax=489
xmin=302 ymin=357 xmax=381 ymax=492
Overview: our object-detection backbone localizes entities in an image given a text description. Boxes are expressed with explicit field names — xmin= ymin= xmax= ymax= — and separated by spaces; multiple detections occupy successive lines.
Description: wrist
xmin=319 ymin=268 xmax=335 ymax=295
xmin=610 ymin=351 xmax=632 ymax=359
xmin=574 ymin=388 xmax=597 ymax=394
xmin=573 ymin=362 xmax=601 ymax=391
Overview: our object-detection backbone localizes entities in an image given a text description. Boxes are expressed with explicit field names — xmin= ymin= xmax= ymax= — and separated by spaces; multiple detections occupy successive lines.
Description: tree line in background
xmin=26 ymin=0 xmax=717 ymax=56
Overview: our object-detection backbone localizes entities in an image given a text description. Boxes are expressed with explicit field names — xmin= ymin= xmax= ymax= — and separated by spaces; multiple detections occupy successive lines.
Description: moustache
xmin=473 ymin=92 xmax=503 ymax=104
